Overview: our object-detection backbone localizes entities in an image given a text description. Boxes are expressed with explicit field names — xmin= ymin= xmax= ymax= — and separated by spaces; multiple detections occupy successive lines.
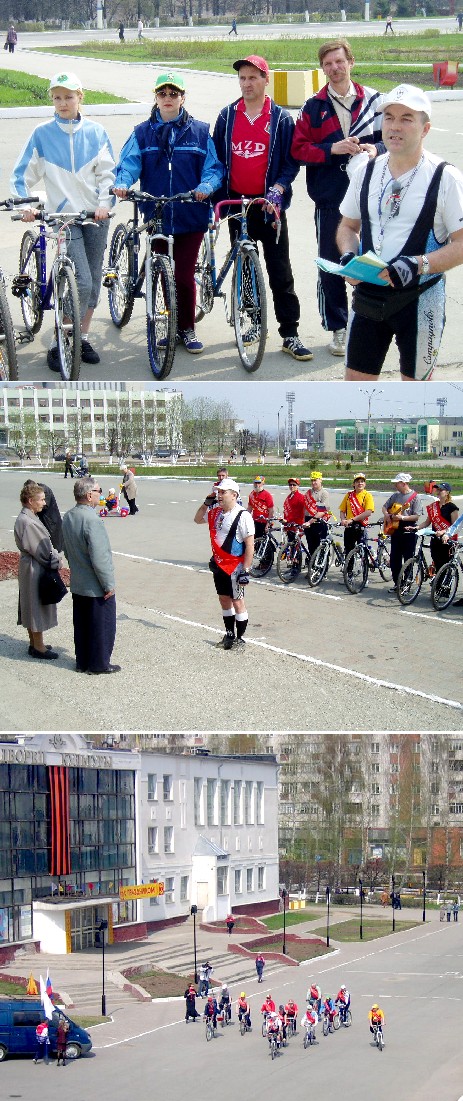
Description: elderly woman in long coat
xmin=121 ymin=465 xmax=139 ymax=515
xmin=14 ymin=481 xmax=61 ymax=659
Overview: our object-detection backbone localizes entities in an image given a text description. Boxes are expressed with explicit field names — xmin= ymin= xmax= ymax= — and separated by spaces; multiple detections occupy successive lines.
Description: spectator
xmin=6 ymin=24 xmax=17 ymax=53
xmin=226 ymin=913 xmax=235 ymax=935
xmin=14 ymin=481 xmax=62 ymax=661
xmin=184 ymin=984 xmax=199 ymax=1021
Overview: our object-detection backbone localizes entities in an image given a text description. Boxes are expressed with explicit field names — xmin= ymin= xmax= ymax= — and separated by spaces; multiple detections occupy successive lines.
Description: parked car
xmin=154 ymin=448 xmax=173 ymax=459
xmin=0 ymin=447 xmax=20 ymax=467
xmin=0 ymin=996 xmax=92 ymax=1061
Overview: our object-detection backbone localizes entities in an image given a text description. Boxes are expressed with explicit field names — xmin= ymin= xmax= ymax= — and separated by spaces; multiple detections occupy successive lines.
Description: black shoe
xmin=81 ymin=339 xmax=100 ymax=364
xmin=453 ymin=597 xmax=463 ymax=606
xmin=388 ymin=586 xmax=398 ymax=594
xmin=75 ymin=664 xmax=87 ymax=673
xmin=47 ymin=346 xmax=60 ymax=372
xmin=29 ymin=647 xmax=59 ymax=660
xmin=29 ymin=644 xmax=51 ymax=655
xmin=86 ymin=664 xmax=121 ymax=675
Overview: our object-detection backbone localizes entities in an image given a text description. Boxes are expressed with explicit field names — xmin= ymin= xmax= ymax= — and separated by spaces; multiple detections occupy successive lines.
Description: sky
xmin=153 ymin=381 xmax=463 ymax=428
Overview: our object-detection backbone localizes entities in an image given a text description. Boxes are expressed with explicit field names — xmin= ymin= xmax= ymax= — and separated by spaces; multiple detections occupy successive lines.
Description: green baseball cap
xmin=154 ymin=71 xmax=185 ymax=93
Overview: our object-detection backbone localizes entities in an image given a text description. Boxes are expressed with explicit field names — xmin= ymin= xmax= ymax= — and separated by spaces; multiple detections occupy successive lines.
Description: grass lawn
xmin=263 ymin=910 xmax=319 ymax=930
xmin=123 ymin=967 xmax=198 ymax=998
xmin=32 ymin=32 xmax=463 ymax=91
xmin=248 ymin=938 xmax=330 ymax=961
xmin=0 ymin=69 xmax=128 ymax=107
xmin=0 ymin=978 xmax=30 ymax=995
xmin=312 ymin=918 xmax=419 ymax=941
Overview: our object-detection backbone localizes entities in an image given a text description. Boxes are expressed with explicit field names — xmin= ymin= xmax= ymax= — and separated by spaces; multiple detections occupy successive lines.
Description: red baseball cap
xmin=233 ymin=55 xmax=270 ymax=77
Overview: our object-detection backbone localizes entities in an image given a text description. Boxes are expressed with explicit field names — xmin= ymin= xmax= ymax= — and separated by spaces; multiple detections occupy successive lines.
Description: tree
xmin=8 ymin=412 xmax=39 ymax=460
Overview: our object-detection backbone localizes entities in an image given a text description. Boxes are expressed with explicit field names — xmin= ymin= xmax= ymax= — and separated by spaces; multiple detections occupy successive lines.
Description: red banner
xmin=48 ymin=766 xmax=71 ymax=876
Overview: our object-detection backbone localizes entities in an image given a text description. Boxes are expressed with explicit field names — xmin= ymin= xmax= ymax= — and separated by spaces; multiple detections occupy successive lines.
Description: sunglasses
xmin=157 ymin=88 xmax=182 ymax=98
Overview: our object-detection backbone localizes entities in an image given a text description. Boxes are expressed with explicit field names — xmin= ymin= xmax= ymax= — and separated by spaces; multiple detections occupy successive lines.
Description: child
xmin=11 ymin=71 xmax=115 ymax=371
xmin=105 ymin=488 xmax=118 ymax=512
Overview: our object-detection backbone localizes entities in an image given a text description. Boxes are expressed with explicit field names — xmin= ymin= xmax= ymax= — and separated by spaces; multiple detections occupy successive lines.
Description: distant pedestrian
xmin=457 ymin=12 xmax=463 ymax=29
xmin=228 ymin=17 xmax=238 ymax=35
xmin=197 ymin=961 xmax=208 ymax=997
xmin=384 ymin=12 xmax=394 ymax=33
xmin=284 ymin=448 xmax=291 ymax=465
xmin=204 ymin=960 xmax=213 ymax=994
xmin=121 ymin=465 xmax=139 ymax=514
xmin=447 ymin=902 xmax=452 ymax=922
xmin=255 ymin=953 xmax=265 ymax=982
xmin=6 ymin=24 xmax=17 ymax=53
xmin=137 ymin=18 xmax=144 ymax=39
xmin=56 ymin=1017 xmax=69 ymax=1065
xmin=33 ymin=1020 xmax=49 ymax=1063
xmin=453 ymin=900 xmax=459 ymax=921
xmin=118 ymin=22 xmax=125 ymax=41
xmin=64 ymin=450 xmax=74 ymax=479
xmin=184 ymin=984 xmax=199 ymax=1021
xmin=226 ymin=913 xmax=235 ymax=935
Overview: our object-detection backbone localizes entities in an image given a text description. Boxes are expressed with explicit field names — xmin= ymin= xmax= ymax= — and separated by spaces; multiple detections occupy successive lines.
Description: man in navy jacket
xmin=213 ymin=55 xmax=313 ymax=362
xmin=292 ymin=39 xmax=383 ymax=359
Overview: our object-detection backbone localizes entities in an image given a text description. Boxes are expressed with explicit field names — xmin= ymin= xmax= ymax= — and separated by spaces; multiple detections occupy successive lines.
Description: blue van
xmin=0 ymin=996 xmax=92 ymax=1061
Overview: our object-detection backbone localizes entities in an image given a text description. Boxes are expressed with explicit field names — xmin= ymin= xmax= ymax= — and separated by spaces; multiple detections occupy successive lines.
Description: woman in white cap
xmin=382 ymin=473 xmax=423 ymax=592
xmin=11 ymin=71 xmax=115 ymax=371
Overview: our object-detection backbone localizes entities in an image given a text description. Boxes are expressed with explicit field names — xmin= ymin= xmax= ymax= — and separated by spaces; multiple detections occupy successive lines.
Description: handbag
xmin=39 ymin=560 xmax=68 ymax=605
xmin=3 ymin=42 xmax=8 ymax=50
xmin=352 ymin=276 xmax=442 ymax=323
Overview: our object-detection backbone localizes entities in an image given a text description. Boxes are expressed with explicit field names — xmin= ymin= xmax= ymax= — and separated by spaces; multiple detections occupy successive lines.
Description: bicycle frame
xmin=199 ymin=197 xmax=279 ymax=320
xmin=106 ymin=191 xmax=192 ymax=319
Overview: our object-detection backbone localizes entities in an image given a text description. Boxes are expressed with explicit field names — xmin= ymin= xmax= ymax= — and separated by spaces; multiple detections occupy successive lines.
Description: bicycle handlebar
xmin=0 ymin=196 xmax=40 ymax=210
xmin=11 ymin=209 xmax=114 ymax=225
xmin=110 ymin=187 xmax=195 ymax=204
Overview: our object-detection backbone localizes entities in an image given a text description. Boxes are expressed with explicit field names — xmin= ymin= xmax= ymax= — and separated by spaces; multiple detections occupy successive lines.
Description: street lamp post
xmin=277 ymin=405 xmax=284 ymax=458
xmin=359 ymin=387 xmax=383 ymax=465
xmin=97 ymin=918 xmax=108 ymax=1016
xmin=190 ymin=904 xmax=198 ymax=983
xmin=281 ymin=888 xmax=288 ymax=954
xmin=392 ymin=874 xmax=396 ymax=934
xmin=326 ymin=886 xmax=331 ymax=948
xmin=422 ymin=868 xmax=426 ymax=923
xmin=359 ymin=878 xmax=363 ymax=941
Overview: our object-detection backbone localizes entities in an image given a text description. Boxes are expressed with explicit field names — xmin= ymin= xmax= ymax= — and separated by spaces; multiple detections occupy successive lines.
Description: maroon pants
xmin=153 ymin=230 xmax=204 ymax=331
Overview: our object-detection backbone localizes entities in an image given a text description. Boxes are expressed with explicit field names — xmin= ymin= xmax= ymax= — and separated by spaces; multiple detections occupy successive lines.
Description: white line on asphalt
xmin=401 ymin=610 xmax=462 ymax=626
xmin=140 ymin=606 xmax=463 ymax=712
xmin=113 ymin=551 xmax=341 ymax=599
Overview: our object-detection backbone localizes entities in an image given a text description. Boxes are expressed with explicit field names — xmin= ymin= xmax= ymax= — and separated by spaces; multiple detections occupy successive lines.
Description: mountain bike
xmin=276 ymin=525 xmax=308 ymax=584
xmin=322 ymin=1011 xmax=340 ymax=1036
xmin=12 ymin=206 xmax=102 ymax=380
xmin=268 ymin=1033 xmax=281 ymax=1059
xmin=249 ymin=521 xmax=282 ymax=578
xmin=431 ymin=540 xmax=463 ymax=610
xmin=0 ymin=198 xmax=34 ymax=378
xmin=303 ymin=1026 xmax=316 ymax=1049
xmin=261 ymin=1012 xmax=269 ymax=1038
xmin=396 ymin=533 xmax=433 ymax=605
xmin=337 ymin=1004 xmax=352 ymax=1027
xmin=343 ymin=524 xmax=391 ymax=594
xmin=104 ymin=188 xmax=195 ymax=379
xmin=195 ymin=196 xmax=280 ymax=373
xmin=307 ymin=524 xmax=345 ymax=587
xmin=286 ymin=1016 xmax=297 ymax=1037
xmin=239 ymin=1013 xmax=251 ymax=1036
xmin=205 ymin=1017 xmax=217 ymax=1041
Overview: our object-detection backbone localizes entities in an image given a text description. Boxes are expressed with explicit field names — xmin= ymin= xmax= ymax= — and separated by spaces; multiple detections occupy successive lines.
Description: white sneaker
xmin=328 ymin=329 xmax=346 ymax=356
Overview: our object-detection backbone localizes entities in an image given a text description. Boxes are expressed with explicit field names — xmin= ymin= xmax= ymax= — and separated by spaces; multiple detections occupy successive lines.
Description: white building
xmin=138 ymin=750 xmax=279 ymax=925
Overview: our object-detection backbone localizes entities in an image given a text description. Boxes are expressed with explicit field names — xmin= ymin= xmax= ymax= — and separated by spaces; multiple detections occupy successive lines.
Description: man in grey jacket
xmin=62 ymin=477 xmax=120 ymax=674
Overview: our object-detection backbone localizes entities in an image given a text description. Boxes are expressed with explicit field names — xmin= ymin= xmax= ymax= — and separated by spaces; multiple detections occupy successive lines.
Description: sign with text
xmin=119 ymin=882 xmax=164 ymax=900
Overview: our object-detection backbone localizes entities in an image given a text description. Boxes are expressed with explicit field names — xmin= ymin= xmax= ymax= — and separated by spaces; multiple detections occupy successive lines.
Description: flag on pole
xmin=46 ymin=968 xmax=53 ymax=997
xmin=39 ymin=975 xmax=55 ymax=1021
xmin=26 ymin=973 xmax=38 ymax=996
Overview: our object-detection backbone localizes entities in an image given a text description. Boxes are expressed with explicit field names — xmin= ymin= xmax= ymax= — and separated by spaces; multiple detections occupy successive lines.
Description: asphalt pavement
xmin=1 ymin=43 xmax=463 ymax=380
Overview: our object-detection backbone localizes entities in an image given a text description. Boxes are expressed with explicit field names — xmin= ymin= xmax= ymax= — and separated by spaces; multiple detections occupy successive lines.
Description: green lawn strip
xmin=0 ymin=69 xmax=128 ymax=107
xmin=121 ymin=967 xmax=199 ymax=997
xmin=263 ymin=909 xmax=320 ymax=930
xmin=73 ymin=1014 xmax=109 ymax=1026
xmin=312 ymin=918 xmax=419 ymax=941
xmin=246 ymin=938 xmax=331 ymax=961
xmin=0 ymin=978 xmax=30 ymax=994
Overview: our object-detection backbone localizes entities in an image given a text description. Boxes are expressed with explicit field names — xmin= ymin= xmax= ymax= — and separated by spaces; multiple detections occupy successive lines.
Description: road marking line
xmin=401 ymin=610 xmax=461 ymax=626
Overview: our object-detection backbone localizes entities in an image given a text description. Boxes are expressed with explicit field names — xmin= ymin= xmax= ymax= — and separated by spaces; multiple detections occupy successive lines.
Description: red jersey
xmin=261 ymin=998 xmax=276 ymax=1014
xmin=230 ymin=97 xmax=271 ymax=196
xmin=248 ymin=488 xmax=274 ymax=522
xmin=285 ymin=1001 xmax=298 ymax=1016
xmin=283 ymin=490 xmax=305 ymax=527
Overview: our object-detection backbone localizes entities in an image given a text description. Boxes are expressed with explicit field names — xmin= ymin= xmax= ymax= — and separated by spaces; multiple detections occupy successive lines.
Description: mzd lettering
xmin=232 ymin=140 xmax=267 ymax=159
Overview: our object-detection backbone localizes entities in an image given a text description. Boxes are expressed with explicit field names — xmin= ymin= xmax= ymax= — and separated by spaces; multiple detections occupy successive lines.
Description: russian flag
xmin=46 ymin=969 xmax=53 ymax=997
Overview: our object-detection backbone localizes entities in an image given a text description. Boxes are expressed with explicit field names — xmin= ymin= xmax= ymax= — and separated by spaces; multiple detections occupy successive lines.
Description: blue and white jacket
xmin=115 ymin=108 xmax=224 ymax=234
xmin=11 ymin=113 xmax=116 ymax=213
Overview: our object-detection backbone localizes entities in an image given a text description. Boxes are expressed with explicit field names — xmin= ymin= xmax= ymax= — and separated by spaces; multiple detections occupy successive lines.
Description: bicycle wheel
xmin=107 ymin=222 xmax=135 ymax=327
xmin=307 ymin=541 xmax=330 ymax=587
xmin=397 ymin=555 xmax=425 ymax=605
xmin=147 ymin=255 xmax=177 ymax=380
xmin=303 ymin=1031 xmax=309 ymax=1049
xmin=195 ymin=233 xmax=214 ymax=323
xmin=377 ymin=539 xmax=392 ymax=583
xmin=205 ymin=1021 xmax=213 ymax=1042
xmin=270 ymin=1039 xmax=276 ymax=1060
xmin=54 ymin=261 xmax=81 ymax=381
xmin=344 ymin=544 xmax=368 ymax=594
xmin=276 ymin=542 xmax=302 ymax=584
xmin=240 ymin=1018 xmax=246 ymax=1036
xmin=333 ymin=1014 xmax=341 ymax=1031
xmin=344 ymin=1009 xmax=352 ymax=1028
xmin=261 ymin=1019 xmax=267 ymax=1038
xmin=431 ymin=561 xmax=459 ymax=611
xmin=232 ymin=246 xmax=267 ymax=373
xmin=19 ymin=230 xmax=43 ymax=334
xmin=322 ymin=1017 xmax=329 ymax=1037
xmin=377 ymin=1030 xmax=384 ymax=1051
xmin=250 ymin=535 xmax=274 ymax=579
xmin=0 ymin=278 xmax=18 ymax=380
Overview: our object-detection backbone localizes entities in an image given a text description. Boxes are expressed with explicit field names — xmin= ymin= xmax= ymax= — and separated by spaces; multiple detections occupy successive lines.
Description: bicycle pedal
xmin=17 ymin=329 xmax=34 ymax=344
xmin=11 ymin=274 xmax=32 ymax=298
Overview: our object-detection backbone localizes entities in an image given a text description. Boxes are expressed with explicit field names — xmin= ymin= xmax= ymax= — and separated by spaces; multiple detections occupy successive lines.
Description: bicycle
xmin=194 ymin=196 xmax=280 ymax=373
xmin=343 ymin=524 xmax=391 ymax=594
xmin=303 ymin=1026 xmax=316 ymax=1049
xmin=286 ymin=1016 xmax=297 ymax=1037
xmin=249 ymin=521 xmax=282 ymax=579
xmin=104 ymin=188 xmax=195 ymax=380
xmin=268 ymin=1033 xmax=281 ymax=1059
xmin=431 ymin=540 xmax=463 ymax=611
xmin=336 ymin=1004 xmax=352 ymax=1028
xmin=205 ymin=1017 xmax=217 ymax=1041
xmin=11 ymin=206 xmax=103 ymax=380
xmin=276 ymin=525 xmax=308 ymax=584
xmin=396 ymin=532 xmax=433 ymax=605
xmin=239 ymin=1013 xmax=251 ymax=1036
xmin=261 ymin=1012 xmax=269 ymax=1038
xmin=0 ymin=198 xmax=35 ymax=378
xmin=373 ymin=1023 xmax=384 ymax=1051
xmin=322 ymin=1011 xmax=340 ymax=1036
xmin=219 ymin=1004 xmax=231 ymax=1026
xmin=307 ymin=524 xmax=345 ymax=588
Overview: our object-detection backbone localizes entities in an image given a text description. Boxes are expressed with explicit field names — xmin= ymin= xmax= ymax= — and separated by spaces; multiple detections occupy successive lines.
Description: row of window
xmin=148 ymin=866 xmax=266 ymax=907
xmin=146 ymin=774 xmax=265 ymax=827
xmin=0 ymin=765 xmax=134 ymax=795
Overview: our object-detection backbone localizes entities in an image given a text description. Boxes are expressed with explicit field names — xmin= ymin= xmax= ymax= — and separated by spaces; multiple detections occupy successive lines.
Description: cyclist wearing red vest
xmin=194 ymin=478 xmax=254 ymax=651
xmin=248 ymin=476 xmax=274 ymax=539
xmin=283 ymin=478 xmax=305 ymax=540
xmin=303 ymin=470 xmax=332 ymax=557
xmin=418 ymin=481 xmax=459 ymax=573
xmin=237 ymin=992 xmax=251 ymax=1028
xmin=261 ymin=993 xmax=276 ymax=1015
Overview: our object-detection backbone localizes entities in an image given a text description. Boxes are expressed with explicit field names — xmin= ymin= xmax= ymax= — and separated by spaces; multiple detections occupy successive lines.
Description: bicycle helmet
xmin=340 ymin=985 xmax=347 ymax=991
xmin=240 ymin=992 xmax=246 ymax=999
xmin=372 ymin=1004 xmax=379 ymax=1010
xmin=353 ymin=473 xmax=366 ymax=483
xmin=222 ymin=983 xmax=228 ymax=990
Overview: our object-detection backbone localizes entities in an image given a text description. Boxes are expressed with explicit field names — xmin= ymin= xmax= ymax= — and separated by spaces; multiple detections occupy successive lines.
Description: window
xmin=390 ymin=742 xmax=399 ymax=753
xmin=147 ymin=774 xmax=157 ymax=801
xmin=371 ymin=763 xmax=380 ymax=774
xmin=258 ymin=866 xmax=264 ymax=891
xmin=164 ymin=826 xmax=174 ymax=853
xmin=450 ymin=804 xmax=463 ymax=814
xmin=165 ymin=876 xmax=174 ymax=904
xmin=148 ymin=826 xmax=158 ymax=854
xmin=430 ymin=781 xmax=439 ymax=794
xmin=207 ymin=778 xmax=217 ymax=827
xmin=371 ymin=783 xmax=380 ymax=795
xmin=371 ymin=742 xmax=380 ymax=753
xmin=180 ymin=876 xmax=189 ymax=902
xmin=256 ymin=781 xmax=264 ymax=825
xmin=233 ymin=781 xmax=242 ymax=825
xmin=163 ymin=774 xmax=173 ymax=801
xmin=246 ymin=867 xmax=253 ymax=892
xmin=217 ymin=866 xmax=228 ymax=895
xmin=194 ymin=777 xmax=204 ymax=826
xmin=391 ymin=763 xmax=399 ymax=773
xmin=371 ymin=804 xmax=380 ymax=818
xmin=235 ymin=868 xmax=242 ymax=894
xmin=244 ymin=781 xmax=253 ymax=825
xmin=220 ymin=780 xmax=231 ymax=826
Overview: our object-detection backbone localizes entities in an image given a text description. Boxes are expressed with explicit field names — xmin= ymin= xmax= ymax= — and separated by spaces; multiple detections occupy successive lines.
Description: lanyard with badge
xmin=375 ymin=153 xmax=424 ymax=254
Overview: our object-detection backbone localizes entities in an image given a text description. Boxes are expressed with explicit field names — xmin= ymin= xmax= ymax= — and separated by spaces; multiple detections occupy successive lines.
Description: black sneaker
xmin=81 ymin=339 xmax=100 ymax=364
xmin=232 ymin=638 xmax=246 ymax=652
xmin=282 ymin=336 xmax=313 ymax=361
xmin=47 ymin=346 xmax=60 ymax=372
xmin=216 ymin=633 xmax=235 ymax=650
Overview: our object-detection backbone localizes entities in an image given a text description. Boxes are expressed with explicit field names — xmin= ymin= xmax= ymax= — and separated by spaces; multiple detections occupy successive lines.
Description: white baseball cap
xmin=378 ymin=84 xmax=431 ymax=119
xmin=391 ymin=472 xmax=413 ymax=484
xmin=49 ymin=71 xmax=83 ymax=92
xmin=217 ymin=478 xmax=240 ymax=494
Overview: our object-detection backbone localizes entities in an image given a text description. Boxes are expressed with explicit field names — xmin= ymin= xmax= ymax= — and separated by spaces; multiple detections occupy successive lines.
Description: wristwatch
xmin=421 ymin=254 xmax=430 ymax=275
